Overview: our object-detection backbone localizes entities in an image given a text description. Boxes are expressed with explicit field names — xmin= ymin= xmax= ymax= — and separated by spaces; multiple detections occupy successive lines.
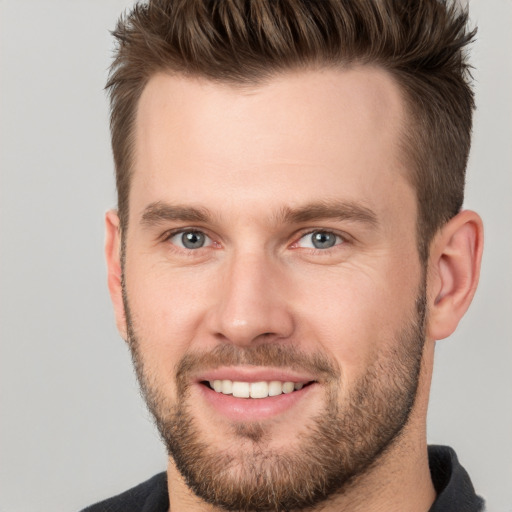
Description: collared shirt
xmin=81 ymin=445 xmax=484 ymax=511
xmin=428 ymin=445 xmax=485 ymax=512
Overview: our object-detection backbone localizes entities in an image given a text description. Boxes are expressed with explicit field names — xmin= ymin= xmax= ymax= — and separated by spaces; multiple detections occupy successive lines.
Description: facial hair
xmin=123 ymin=283 xmax=427 ymax=512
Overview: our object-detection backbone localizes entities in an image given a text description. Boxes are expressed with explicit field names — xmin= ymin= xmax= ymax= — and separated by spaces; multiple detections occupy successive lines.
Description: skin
xmin=105 ymin=67 xmax=483 ymax=511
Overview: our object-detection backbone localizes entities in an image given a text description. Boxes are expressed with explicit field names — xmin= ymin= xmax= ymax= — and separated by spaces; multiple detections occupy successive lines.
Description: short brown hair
xmin=106 ymin=0 xmax=475 ymax=261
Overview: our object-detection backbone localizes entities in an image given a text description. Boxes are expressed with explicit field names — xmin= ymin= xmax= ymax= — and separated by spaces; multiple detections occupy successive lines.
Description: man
xmin=83 ymin=0 xmax=485 ymax=510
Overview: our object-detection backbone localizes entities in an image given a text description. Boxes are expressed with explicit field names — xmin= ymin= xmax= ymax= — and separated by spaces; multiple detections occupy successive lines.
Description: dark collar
xmin=428 ymin=445 xmax=485 ymax=512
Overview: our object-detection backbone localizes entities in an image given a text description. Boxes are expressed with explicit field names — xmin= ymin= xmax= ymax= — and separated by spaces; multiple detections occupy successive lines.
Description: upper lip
xmin=195 ymin=366 xmax=318 ymax=384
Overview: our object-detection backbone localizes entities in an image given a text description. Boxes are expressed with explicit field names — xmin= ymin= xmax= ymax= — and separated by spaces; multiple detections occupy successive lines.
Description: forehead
xmin=131 ymin=67 xmax=412 ymax=224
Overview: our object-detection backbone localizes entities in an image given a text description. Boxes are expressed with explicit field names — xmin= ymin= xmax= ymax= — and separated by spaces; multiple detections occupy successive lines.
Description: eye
xmin=296 ymin=230 xmax=343 ymax=249
xmin=168 ymin=230 xmax=212 ymax=249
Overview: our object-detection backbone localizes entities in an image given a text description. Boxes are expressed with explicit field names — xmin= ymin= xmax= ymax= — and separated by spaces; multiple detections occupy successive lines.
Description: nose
xmin=206 ymin=251 xmax=295 ymax=346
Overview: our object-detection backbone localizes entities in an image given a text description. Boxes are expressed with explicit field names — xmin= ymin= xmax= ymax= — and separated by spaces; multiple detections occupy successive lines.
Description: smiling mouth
xmin=202 ymin=379 xmax=315 ymax=399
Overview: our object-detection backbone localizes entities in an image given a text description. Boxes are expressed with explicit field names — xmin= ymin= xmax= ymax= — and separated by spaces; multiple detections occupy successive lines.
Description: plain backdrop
xmin=1 ymin=1 xmax=511 ymax=511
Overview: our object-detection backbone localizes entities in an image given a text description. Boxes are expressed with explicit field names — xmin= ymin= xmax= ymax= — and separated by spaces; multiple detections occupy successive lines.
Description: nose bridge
xmin=210 ymin=247 xmax=293 ymax=345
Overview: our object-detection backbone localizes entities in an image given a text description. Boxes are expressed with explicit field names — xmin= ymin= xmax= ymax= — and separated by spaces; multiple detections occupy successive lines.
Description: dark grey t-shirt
xmin=81 ymin=445 xmax=484 ymax=511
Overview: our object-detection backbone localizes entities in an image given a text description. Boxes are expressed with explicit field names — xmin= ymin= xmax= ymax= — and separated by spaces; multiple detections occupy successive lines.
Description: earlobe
xmin=426 ymin=210 xmax=484 ymax=341
xmin=105 ymin=210 xmax=128 ymax=340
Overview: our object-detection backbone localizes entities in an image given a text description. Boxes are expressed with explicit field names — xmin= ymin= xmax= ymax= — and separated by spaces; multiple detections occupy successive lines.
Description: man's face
xmin=118 ymin=68 xmax=428 ymax=510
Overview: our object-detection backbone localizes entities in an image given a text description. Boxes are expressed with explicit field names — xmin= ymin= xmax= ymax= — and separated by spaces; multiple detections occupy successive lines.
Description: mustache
xmin=175 ymin=343 xmax=341 ymax=385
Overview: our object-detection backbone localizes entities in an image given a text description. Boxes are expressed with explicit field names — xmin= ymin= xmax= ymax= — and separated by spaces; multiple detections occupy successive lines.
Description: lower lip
xmin=197 ymin=382 xmax=317 ymax=422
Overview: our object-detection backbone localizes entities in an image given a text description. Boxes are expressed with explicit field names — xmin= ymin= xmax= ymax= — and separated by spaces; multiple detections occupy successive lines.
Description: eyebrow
xmin=141 ymin=202 xmax=212 ymax=226
xmin=278 ymin=200 xmax=378 ymax=226
xmin=140 ymin=199 xmax=378 ymax=228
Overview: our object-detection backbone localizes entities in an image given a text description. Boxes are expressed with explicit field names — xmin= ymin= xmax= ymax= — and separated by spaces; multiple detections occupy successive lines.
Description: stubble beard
xmin=123 ymin=282 xmax=427 ymax=512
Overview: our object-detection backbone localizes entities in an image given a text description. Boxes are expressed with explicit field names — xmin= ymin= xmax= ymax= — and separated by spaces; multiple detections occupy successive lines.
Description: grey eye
xmin=298 ymin=230 xmax=342 ymax=249
xmin=170 ymin=230 xmax=210 ymax=249
xmin=182 ymin=231 xmax=205 ymax=249
xmin=311 ymin=231 xmax=337 ymax=249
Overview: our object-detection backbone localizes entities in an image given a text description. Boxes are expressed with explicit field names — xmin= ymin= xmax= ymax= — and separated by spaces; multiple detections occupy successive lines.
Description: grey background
xmin=0 ymin=0 xmax=510 ymax=511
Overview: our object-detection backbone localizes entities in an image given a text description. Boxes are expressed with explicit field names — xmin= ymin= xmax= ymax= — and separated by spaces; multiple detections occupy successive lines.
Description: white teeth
xmin=282 ymin=382 xmax=295 ymax=394
xmin=250 ymin=381 xmax=269 ymax=398
xmin=208 ymin=379 xmax=307 ymax=398
xmin=232 ymin=381 xmax=250 ymax=398
xmin=221 ymin=379 xmax=233 ymax=394
xmin=268 ymin=381 xmax=283 ymax=397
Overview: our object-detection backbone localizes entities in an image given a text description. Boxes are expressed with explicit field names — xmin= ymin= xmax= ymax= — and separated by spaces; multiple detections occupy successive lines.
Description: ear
xmin=105 ymin=210 xmax=128 ymax=340
xmin=426 ymin=210 xmax=484 ymax=341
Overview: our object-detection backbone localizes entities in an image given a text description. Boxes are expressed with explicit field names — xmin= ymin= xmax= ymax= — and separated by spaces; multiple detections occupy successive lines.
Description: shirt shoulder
xmin=428 ymin=445 xmax=485 ymax=512
xmin=80 ymin=472 xmax=169 ymax=512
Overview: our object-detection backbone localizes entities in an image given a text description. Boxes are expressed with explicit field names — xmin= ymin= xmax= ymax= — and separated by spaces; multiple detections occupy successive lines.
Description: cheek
xmin=123 ymin=256 xmax=216 ymax=383
xmin=295 ymin=257 xmax=422 ymax=381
